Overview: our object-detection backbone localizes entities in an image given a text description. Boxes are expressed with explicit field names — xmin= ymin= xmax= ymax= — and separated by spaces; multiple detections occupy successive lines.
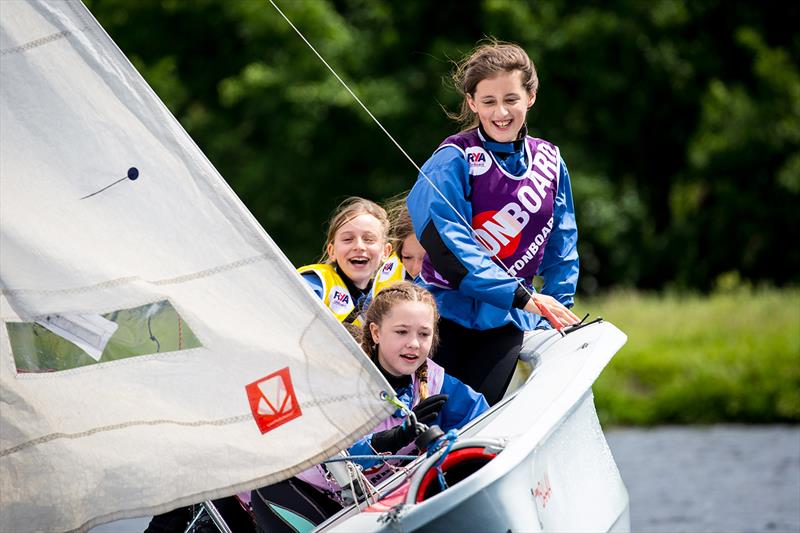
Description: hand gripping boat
xmin=315 ymin=321 xmax=631 ymax=533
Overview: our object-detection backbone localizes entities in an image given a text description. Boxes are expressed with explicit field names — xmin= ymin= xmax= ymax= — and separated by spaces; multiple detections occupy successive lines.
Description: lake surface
xmin=606 ymin=425 xmax=800 ymax=533
xmin=94 ymin=425 xmax=800 ymax=533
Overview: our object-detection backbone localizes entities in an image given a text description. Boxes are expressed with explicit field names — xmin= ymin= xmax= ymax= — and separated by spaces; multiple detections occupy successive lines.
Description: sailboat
xmin=307 ymin=323 xmax=630 ymax=533
xmin=0 ymin=1 xmax=629 ymax=532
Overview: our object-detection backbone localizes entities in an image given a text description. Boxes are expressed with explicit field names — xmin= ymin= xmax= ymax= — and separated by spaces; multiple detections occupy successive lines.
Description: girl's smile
xmin=466 ymin=70 xmax=535 ymax=143
xmin=327 ymin=213 xmax=391 ymax=289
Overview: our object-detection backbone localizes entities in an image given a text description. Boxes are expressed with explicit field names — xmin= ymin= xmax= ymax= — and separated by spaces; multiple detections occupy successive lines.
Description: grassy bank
xmin=573 ymin=288 xmax=800 ymax=425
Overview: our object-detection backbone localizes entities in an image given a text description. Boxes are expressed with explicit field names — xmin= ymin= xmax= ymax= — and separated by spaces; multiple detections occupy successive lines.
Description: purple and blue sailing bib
xmin=426 ymin=129 xmax=560 ymax=283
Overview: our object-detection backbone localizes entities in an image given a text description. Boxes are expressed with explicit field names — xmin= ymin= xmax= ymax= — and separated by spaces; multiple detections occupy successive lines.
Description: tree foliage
xmin=84 ymin=0 xmax=799 ymax=292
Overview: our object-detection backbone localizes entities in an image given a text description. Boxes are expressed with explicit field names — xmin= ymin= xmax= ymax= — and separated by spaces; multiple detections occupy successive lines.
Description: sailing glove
xmin=411 ymin=394 xmax=449 ymax=425
xmin=370 ymin=394 xmax=449 ymax=453
xmin=370 ymin=421 xmax=417 ymax=453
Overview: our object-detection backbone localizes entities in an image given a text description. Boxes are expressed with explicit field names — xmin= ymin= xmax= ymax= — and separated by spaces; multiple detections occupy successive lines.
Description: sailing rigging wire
xmin=266 ymin=0 xmax=554 ymax=327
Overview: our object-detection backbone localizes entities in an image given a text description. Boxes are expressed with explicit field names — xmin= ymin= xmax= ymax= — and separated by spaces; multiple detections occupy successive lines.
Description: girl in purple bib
xmin=407 ymin=41 xmax=581 ymax=405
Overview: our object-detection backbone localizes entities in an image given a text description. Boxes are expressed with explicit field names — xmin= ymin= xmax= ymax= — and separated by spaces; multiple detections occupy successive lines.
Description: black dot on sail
xmin=80 ymin=167 xmax=140 ymax=199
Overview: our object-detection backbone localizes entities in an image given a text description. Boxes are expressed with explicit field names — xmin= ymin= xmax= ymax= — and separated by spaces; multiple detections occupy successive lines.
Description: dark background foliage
xmin=84 ymin=0 xmax=799 ymax=294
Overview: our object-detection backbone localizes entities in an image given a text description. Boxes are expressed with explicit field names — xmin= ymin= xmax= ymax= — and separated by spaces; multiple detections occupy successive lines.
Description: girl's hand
xmin=523 ymin=293 xmax=580 ymax=329
xmin=412 ymin=394 xmax=448 ymax=425
xmin=370 ymin=422 xmax=416 ymax=453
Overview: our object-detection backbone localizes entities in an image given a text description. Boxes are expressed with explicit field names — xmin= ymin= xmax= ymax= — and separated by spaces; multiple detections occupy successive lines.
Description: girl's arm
xmin=437 ymin=374 xmax=489 ymax=431
xmin=345 ymin=418 xmax=416 ymax=470
xmin=407 ymin=147 xmax=522 ymax=310
xmin=346 ymin=434 xmax=383 ymax=469
xmin=300 ymin=271 xmax=324 ymax=300
xmin=537 ymin=157 xmax=579 ymax=308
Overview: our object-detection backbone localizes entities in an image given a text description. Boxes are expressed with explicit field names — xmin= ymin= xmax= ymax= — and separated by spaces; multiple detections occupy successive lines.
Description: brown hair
xmin=382 ymin=192 xmax=415 ymax=258
xmin=448 ymin=39 xmax=538 ymax=130
xmin=361 ymin=281 xmax=439 ymax=400
xmin=342 ymin=322 xmax=363 ymax=344
xmin=320 ymin=196 xmax=390 ymax=263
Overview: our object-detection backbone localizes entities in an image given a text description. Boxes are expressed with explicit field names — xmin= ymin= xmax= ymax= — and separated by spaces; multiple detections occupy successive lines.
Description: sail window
xmin=6 ymin=300 xmax=202 ymax=373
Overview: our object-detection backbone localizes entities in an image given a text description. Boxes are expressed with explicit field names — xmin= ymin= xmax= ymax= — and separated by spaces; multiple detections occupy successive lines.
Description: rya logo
xmin=465 ymin=147 xmax=491 ymax=176
xmin=328 ymin=285 xmax=352 ymax=314
xmin=332 ymin=290 xmax=350 ymax=304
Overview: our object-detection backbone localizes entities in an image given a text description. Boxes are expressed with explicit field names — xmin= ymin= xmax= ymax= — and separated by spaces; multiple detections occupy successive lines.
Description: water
xmin=606 ymin=425 xmax=800 ymax=533
xmin=95 ymin=426 xmax=800 ymax=533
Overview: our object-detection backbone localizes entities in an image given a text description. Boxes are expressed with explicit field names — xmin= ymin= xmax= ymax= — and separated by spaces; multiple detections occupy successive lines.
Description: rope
xmin=322 ymin=454 xmax=418 ymax=464
xmin=368 ymin=437 xmax=414 ymax=478
xmin=359 ymin=464 xmax=381 ymax=505
xmin=318 ymin=464 xmax=346 ymax=507
xmin=348 ymin=467 xmax=362 ymax=512
xmin=427 ymin=429 xmax=458 ymax=492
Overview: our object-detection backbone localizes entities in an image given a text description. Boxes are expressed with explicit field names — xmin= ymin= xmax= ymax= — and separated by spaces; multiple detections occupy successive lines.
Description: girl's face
xmin=466 ymin=70 xmax=535 ymax=143
xmin=370 ymin=301 xmax=435 ymax=377
xmin=328 ymin=213 xmax=390 ymax=289
xmin=400 ymin=234 xmax=426 ymax=279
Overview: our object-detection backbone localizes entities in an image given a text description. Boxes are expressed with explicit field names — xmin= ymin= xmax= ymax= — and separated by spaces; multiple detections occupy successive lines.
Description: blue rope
xmin=322 ymin=454 xmax=418 ymax=464
xmin=427 ymin=430 xmax=458 ymax=491
xmin=427 ymin=429 xmax=458 ymax=458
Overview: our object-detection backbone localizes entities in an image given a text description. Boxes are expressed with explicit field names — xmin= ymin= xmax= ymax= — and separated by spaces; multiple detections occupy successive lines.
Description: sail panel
xmin=0 ymin=1 xmax=393 ymax=531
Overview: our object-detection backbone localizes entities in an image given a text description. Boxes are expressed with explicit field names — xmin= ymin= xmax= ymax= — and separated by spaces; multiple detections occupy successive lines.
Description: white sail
xmin=0 ymin=1 xmax=393 ymax=531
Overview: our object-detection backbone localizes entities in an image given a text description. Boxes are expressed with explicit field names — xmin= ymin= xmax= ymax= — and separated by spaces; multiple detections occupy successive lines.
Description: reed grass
xmin=573 ymin=287 xmax=800 ymax=425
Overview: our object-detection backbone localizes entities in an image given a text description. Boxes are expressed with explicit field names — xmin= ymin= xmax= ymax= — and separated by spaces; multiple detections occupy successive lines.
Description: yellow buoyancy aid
xmin=298 ymin=263 xmax=363 ymax=326
xmin=371 ymin=253 xmax=407 ymax=299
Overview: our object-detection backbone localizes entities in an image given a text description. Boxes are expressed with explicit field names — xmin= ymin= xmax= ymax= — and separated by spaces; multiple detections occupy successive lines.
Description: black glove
xmin=412 ymin=394 xmax=448 ymax=426
xmin=370 ymin=394 xmax=449 ymax=453
xmin=370 ymin=421 xmax=417 ymax=453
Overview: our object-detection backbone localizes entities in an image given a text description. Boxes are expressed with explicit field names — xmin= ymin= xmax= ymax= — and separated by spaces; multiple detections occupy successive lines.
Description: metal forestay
xmin=265 ymin=0 xmax=564 ymax=331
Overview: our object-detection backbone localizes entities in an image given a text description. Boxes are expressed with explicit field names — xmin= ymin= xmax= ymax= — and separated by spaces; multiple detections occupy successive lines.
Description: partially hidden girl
xmin=407 ymin=41 xmax=581 ymax=405
xmin=372 ymin=194 xmax=427 ymax=293
xmin=251 ymin=281 xmax=488 ymax=531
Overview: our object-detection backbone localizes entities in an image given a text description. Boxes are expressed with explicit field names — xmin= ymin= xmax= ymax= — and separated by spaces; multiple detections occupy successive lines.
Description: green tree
xmin=85 ymin=0 xmax=799 ymax=290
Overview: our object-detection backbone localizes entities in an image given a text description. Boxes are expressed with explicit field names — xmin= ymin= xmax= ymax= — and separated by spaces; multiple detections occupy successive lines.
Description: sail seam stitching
xmin=0 ymin=27 xmax=88 ymax=57
xmin=1 ymin=394 xmax=372 ymax=456
xmin=0 ymin=254 xmax=271 ymax=296
xmin=0 ymin=415 xmax=250 ymax=456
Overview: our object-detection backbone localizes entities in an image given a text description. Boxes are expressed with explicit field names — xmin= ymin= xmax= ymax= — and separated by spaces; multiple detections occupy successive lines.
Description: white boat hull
xmin=320 ymin=321 xmax=630 ymax=532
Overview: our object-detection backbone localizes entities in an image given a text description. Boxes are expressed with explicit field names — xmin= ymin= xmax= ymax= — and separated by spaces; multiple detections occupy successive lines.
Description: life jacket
xmin=297 ymin=263 xmax=365 ymax=326
xmin=371 ymin=253 xmax=407 ymax=298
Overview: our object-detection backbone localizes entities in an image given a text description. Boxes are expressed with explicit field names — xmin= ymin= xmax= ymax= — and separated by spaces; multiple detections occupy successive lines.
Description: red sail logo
xmin=246 ymin=367 xmax=302 ymax=434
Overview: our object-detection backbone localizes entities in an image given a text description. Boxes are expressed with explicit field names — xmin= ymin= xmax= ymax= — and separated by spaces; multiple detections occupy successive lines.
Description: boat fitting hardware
xmin=563 ymin=315 xmax=604 ymax=335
